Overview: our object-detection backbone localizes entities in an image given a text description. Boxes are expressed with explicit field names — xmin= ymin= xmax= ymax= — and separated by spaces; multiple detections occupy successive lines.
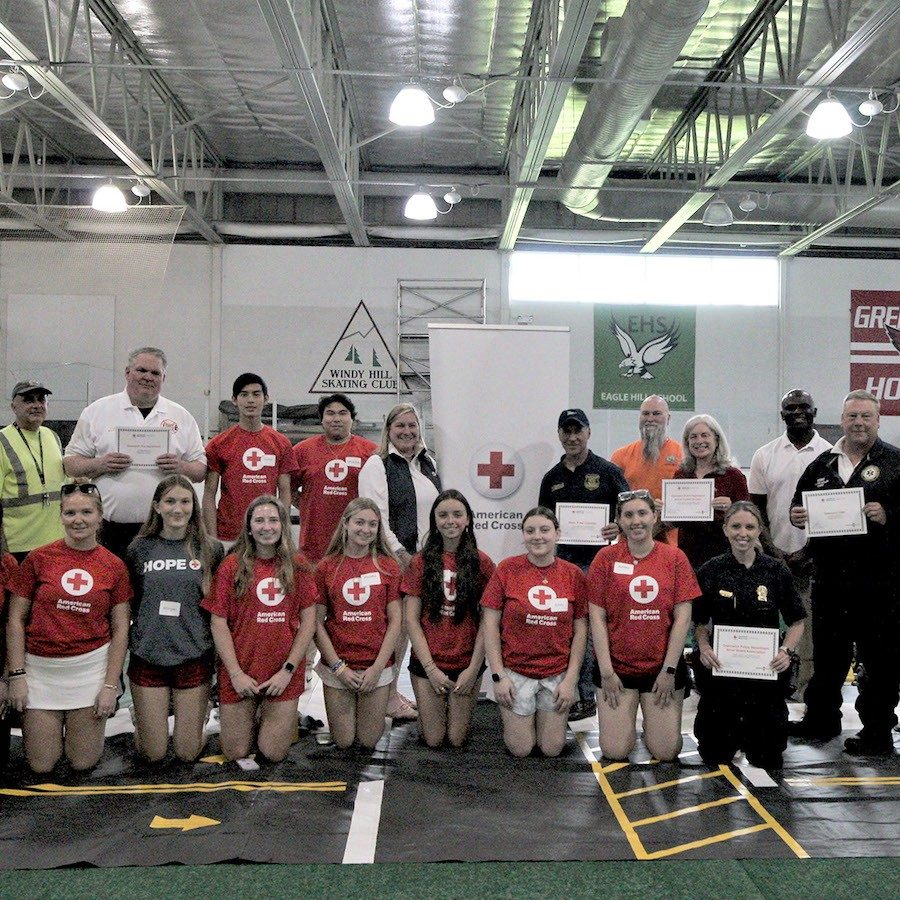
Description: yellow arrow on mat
xmin=150 ymin=814 xmax=220 ymax=832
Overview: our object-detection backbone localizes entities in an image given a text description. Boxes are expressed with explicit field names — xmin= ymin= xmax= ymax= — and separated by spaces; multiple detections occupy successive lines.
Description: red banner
xmin=850 ymin=289 xmax=900 ymax=415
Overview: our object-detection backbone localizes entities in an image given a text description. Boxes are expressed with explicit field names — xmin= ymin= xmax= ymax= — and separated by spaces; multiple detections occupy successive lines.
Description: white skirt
xmin=25 ymin=643 xmax=110 ymax=711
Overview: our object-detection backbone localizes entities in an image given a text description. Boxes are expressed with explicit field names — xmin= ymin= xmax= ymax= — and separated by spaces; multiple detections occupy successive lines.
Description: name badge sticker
xmin=346 ymin=456 xmax=362 ymax=467
xmin=260 ymin=453 xmax=277 ymax=467
xmin=359 ymin=571 xmax=382 ymax=587
xmin=159 ymin=600 xmax=181 ymax=617
xmin=614 ymin=562 xmax=634 ymax=575
xmin=549 ymin=597 xmax=569 ymax=613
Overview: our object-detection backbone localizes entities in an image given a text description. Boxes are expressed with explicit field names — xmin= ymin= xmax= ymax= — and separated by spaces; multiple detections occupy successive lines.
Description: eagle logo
xmin=610 ymin=316 xmax=680 ymax=379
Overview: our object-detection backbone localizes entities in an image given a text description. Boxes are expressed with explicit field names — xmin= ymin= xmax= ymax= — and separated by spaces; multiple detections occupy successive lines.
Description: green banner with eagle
xmin=593 ymin=305 xmax=696 ymax=410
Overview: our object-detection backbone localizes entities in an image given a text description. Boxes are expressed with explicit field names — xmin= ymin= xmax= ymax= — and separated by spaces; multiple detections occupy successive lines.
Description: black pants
xmin=803 ymin=579 xmax=899 ymax=741
xmin=100 ymin=519 xmax=143 ymax=562
xmin=694 ymin=677 xmax=788 ymax=768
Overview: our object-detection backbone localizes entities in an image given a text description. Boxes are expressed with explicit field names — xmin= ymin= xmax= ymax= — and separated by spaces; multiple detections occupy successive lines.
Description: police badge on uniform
xmin=861 ymin=464 xmax=880 ymax=482
xmin=585 ymin=474 xmax=600 ymax=491
xmin=757 ymin=585 xmax=769 ymax=602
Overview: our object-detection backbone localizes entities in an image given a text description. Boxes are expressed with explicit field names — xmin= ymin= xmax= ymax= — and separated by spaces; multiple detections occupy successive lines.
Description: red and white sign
xmin=850 ymin=289 xmax=900 ymax=415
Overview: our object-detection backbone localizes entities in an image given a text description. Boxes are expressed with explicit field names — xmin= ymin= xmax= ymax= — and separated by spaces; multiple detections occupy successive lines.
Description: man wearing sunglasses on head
xmin=63 ymin=347 xmax=206 ymax=560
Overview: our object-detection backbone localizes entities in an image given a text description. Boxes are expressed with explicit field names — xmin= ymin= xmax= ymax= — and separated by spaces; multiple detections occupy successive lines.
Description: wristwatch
xmin=282 ymin=662 xmax=296 ymax=673
xmin=664 ymin=665 xmax=677 ymax=676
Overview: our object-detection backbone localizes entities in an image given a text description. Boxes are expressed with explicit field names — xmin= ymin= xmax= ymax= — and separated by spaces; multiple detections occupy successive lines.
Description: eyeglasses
xmin=617 ymin=489 xmax=652 ymax=502
xmin=61 ymin=482 xmax=102 ymax=500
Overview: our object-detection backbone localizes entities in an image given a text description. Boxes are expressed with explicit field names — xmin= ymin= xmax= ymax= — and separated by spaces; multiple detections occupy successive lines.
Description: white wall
xmin=0 ymin=240 xmax=896 ymax=457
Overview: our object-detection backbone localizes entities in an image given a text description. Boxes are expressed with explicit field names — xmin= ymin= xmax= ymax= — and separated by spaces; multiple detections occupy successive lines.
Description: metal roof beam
xmin=499 ymin=0 xmax=602 ymax=251
xmin=256 ymin=0 xmax=368 ymax=246
xmin=641 ymin=0 xmax=900 ymax=253
xmin=0 ymin=25 xmax=222 ymax=243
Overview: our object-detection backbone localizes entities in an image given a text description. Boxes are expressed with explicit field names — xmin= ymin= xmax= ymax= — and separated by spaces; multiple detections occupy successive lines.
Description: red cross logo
xmin=189 ymin=559 xmax=201 ymax=570
xmin=257 ymin=577 xmax=285 ymax=606
xmin=343 ymin=577 xmax=371 ymax=606
xmin=528 ymin=584 xmax=557 ymax=610
xmin=243 ymin=447 xmax=267 ymax=471
xmin=629 ymin=575 xmax=659 ymax=605
xmin=477 ymin=451 xmax=515 ymax=490
xmin=443 ymin=569 xmax=457 ymax=602
xmin=62 ymin=568 xmax=93 ymax=596
xmin=325 ymin=459 xmax=349 ymax=483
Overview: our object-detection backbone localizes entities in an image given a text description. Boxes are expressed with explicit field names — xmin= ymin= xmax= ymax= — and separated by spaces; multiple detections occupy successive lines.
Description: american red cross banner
xmin=850 ymin=290 xmax=900 ymax=415
xmin=429 ymin=324 xmax=570 ymax=562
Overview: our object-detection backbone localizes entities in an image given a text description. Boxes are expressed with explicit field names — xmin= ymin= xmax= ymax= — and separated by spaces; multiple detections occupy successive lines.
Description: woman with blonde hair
xmin=358 ymin=404 xmax=441 ymax=720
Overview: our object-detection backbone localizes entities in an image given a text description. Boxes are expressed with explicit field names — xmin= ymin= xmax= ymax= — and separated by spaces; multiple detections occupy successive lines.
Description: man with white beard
xmin=611 ymin=395 xmax=682 ymax=543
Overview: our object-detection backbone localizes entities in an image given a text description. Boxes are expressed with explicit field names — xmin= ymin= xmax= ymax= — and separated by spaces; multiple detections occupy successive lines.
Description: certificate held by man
xmin=802 ymin=486 xmax=867 ymax=538
xmin=116 ymin=426 xmax=170 ymax=468
xmin=712 ymin=625 xmax=779 ymax=681
xmin=557 ymin=502 xmax=610 ymax=545
xmin=661 ymin=478 xmax=714 ymax=522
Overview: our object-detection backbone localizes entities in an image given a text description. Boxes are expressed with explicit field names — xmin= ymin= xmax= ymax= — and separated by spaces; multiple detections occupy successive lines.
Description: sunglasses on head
xmin=61 ymin=482 xmax=102 ymax=500
xmin=617 ymin=489 xmax=652 ymax=503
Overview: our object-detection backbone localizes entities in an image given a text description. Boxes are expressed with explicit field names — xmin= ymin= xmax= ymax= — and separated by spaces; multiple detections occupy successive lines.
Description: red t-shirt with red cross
xmin=401 ymin=549 xmax=495 ymax=670
xmin=10 ymin=540 xmax=132 ymax=657
xmin=480 ymin=554 xmax=587 ymax=680
xmin=587 ymin=540 xmax=699 ymax=677
xmin=292 ymin=434 xmax=377 ymax=561
xmin=202 ymin=553 xmax=317 ymax=702
xmin=315 ymin=553 xmax=401 ymax=668
xmin=205 ymin=424 xmax=299 ymax=540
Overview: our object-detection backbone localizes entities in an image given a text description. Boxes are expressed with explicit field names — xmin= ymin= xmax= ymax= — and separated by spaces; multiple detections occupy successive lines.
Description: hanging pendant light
xmin=389 ymin=86 xmax=435 ymax=127
xmin=806 ymin=94 xmax=852 ymax=139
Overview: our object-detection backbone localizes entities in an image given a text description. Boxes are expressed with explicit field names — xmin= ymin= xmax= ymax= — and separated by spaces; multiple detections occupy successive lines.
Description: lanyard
xmin=14 ymin=423 xmax=46 ymax=487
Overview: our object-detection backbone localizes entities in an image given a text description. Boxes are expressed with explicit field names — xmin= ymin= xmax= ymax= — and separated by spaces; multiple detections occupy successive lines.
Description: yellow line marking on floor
xmin=600 ymin=762 xmax=630 ymax=774
xmin=630 ymin=794 xmax=744 ymax=827
xmin=0 ymin=780 xmax=346 ymax=798
xmin=718 ymin=765 xmax=809 ymax=859
xmin=614 ymin=770 xmax=722 ymax=799
xmin=644 ymin=824 xmax=771 ymax=860
xmin=784 ymin=776 xmax=900 ymax=787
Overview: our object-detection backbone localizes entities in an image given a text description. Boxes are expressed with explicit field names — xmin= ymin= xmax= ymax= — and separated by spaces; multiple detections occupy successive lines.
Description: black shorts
xmin=592 ymin=655 xmax=690 ymax=695
xmin=408 ymin=657 xmax=487 ymax=682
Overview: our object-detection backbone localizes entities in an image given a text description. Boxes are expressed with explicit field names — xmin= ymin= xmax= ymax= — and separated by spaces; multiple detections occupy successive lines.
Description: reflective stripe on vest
xmin=0 ymin=429 xmax=61 ymax=508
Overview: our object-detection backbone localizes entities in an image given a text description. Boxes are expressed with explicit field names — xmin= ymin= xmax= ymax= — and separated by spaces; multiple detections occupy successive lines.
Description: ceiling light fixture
xmin=443 ymin=187 xmax=462 ymax=205
xmin=738 ymin=193 xmax=758 ymax=213
xmin=131 ymin=182 xmax=152 ymax=198
xmin=389 ymin=86 xmax=435 ymax=127
xmin=91 ymin=182 xmax=128 ymax=213
xmin=404 ymin=190 xmax=439 ymax=221
xmin=0 ymin=61 xmax=45 ymax=100
xmin=806 ymin=93 xmax=852 ymax=139
xmin=442 ymin=79 xmax=468 ymax=105
xmin=702 ymin=196 xmax=734 ymax=227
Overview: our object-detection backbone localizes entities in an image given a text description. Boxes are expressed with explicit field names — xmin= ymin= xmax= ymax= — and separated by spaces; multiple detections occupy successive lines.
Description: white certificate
xmin=661 ymin=478 xmax=714 ymax=522
xmin=557 ymin=503 xmax=610 ymax=546
xmin=803 ymin=487 xmax=867 ymax=538
xmin=712 ymin=625 xmax=779 ymax=681
xmin=116 ymin=426 xmax=170 ymax=468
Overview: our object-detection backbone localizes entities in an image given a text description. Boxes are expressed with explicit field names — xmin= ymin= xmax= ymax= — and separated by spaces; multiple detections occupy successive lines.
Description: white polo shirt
xmin=748 ymin=430 xmax=833 ymax=554
xmin=65 ymin=390 xmax=206 ymax=524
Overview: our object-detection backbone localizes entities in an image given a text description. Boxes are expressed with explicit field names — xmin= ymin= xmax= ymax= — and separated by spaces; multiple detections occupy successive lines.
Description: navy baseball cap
xmin=558 ymin=408 xmax=589 ymax=428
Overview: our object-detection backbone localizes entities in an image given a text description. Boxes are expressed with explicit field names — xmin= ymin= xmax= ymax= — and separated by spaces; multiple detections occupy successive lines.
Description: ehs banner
xmin=593 ymin=305 xmax=696 ymax=410
xmin=850 ymin=290 xmax=900 ymax=415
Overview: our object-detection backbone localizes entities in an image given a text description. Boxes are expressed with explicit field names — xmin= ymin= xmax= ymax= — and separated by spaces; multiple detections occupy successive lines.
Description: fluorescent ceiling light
xmin=91 ymin=183 xmax=128 ymax=212
xmin=389 ymin=86 xmax=435 ymax=127
xmin=806 ymin=96 xmax=852 ymax=139
xmin=702 ymin=198 xmax=734 ymax=227
xmin=404 ymin=191 xmax=438 ymax=220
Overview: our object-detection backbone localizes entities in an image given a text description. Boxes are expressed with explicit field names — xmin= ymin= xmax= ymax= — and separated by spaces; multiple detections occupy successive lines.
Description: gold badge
xmin=861 ymin=465 xmax=880 ymax=482
xmin=585 ymin=474 xmax=600 ymax=491
xmin=757 ymin=585 xmax=768 ymax=602
xmin=719 ymin=589 xmax=733 ymax=598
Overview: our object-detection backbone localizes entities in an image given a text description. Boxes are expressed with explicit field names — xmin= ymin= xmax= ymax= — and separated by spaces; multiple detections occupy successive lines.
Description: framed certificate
xmin=116 ymin=426 xmax=170 ymax=468
xmin=557 ymin=502 xmax=610 ymax=546
xmin=802 ymin=487 xmax=867 ymax=538
xmin=712 ymin=625 xmax=779 ymax=681
xmin=661 ymin=478 xmax=714 ymax=522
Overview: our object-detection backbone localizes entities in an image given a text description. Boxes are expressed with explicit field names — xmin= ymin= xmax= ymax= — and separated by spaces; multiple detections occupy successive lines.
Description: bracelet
xmin=7 ymin=668 xmax=25 ymax=678
xmin=423 ymin=661 xmax=438 ymax=673
xmin=781 ymin=647 xmax=799 ymax=662
xmin=102 ymin=683 xmax=118 ymax=691
xmin=333 ymin=663 xmax=348 ymax=678
xmin=329 ymin=658 xmax=345 ymax=674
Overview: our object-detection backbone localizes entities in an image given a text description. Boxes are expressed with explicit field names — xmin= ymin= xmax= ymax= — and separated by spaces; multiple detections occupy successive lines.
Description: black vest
xmin=383 ymin=450 xmax=441 ymax=553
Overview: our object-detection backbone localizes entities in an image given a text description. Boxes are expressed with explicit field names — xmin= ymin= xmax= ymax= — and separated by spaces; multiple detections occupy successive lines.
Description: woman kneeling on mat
xmin=693 ymin=501 xmax=805 ymax=770
xmin=403 ymin=489 xmax=494 ymax=747
xmin=314 ymin=498 xmax=402 ymax=749
xmin=5 ymin=483 xmax=131 ymax=773
xmin=482 ymin=506 xmax=586 ymax=758
xmin=127 ymin=475 xmax=224 ymax=763
xmin=588 ymin=490 xmax=698 ymax=762
xmin=203 ymin=495 xmax=316 ymax=763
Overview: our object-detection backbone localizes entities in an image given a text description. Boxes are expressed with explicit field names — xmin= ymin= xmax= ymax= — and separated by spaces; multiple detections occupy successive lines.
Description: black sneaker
xmin=786 ymin=719 xmax=841 ymax=740
xmin=843 ymin=735 xmax=894 ymax=756
xmin=568 ymin=699 xmax=597 ymax=721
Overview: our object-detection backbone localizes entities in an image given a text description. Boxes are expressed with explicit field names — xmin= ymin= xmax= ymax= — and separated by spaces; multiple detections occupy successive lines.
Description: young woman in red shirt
xmin=402 ymin=489 xmax=495 ymax=747
xmin=314 ymin=498 xmax=402 ymax=750
xmin=203 ymin=495 xmax=317 ymax=763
